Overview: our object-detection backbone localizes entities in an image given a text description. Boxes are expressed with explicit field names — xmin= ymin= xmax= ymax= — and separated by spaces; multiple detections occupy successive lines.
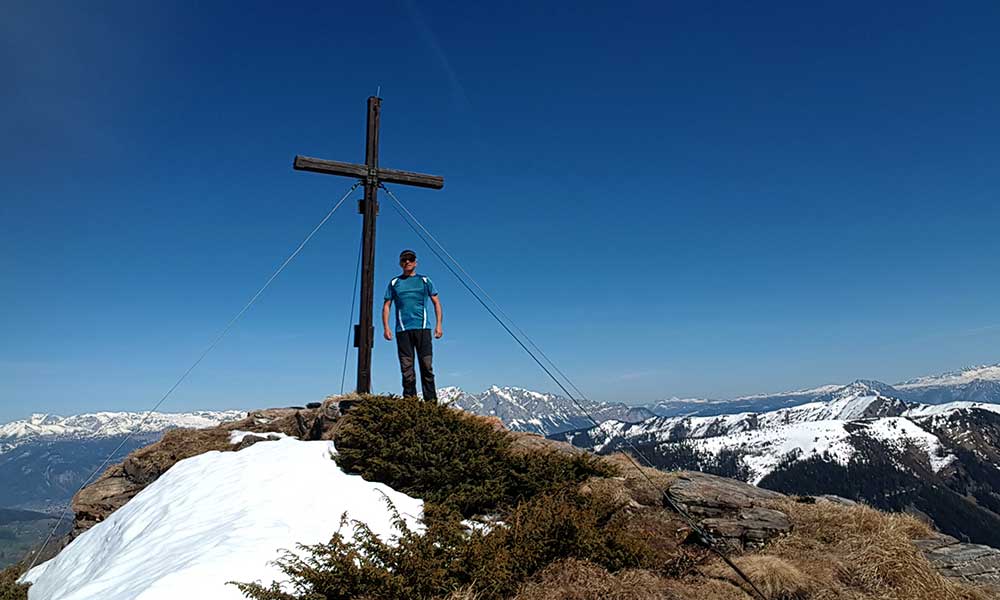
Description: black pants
xmin=396 ymin=329 xmax=437 ymax=401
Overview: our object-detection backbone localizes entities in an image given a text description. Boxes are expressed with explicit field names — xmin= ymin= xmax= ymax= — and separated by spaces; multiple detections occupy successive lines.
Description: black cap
xmin=399 ymin=249 xmax=417 ymax=261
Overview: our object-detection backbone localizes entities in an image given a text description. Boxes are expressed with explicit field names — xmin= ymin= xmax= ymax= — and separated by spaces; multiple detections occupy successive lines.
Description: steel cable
xmin=381 ymin=183 xmax=770 ymax=600
xmin=25 ymin=181 xmax=361 ymax=573
xmin=341 ymin=233 xmax=363 ymax=394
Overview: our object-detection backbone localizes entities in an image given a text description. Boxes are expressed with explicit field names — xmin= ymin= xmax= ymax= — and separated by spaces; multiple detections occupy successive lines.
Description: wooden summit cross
xmin=293 ymin=96 xmax=444 ymax=394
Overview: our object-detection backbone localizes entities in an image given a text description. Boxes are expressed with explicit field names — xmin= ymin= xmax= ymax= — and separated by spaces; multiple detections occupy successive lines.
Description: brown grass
xmin=119 ymin=403 xmax=334 ymax=484
xmin=119 ymin=428 xmax=235 ymax=483
xmin=663 ymin=577 xmax=755 ymax=600
xmin=653 ymin=499 xmax=996 ymax=600
xmin=703 ymin=555 xmax=816 ymax=600
xmin=759 ymin=499 xmax=993 ymax=600
xmin=514 ymin=559 xmax=676 ymax=600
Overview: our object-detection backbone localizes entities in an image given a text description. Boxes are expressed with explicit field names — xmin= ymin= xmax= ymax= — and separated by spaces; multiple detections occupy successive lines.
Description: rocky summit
xmin=8 ymin=395 xmax=999 ymax=600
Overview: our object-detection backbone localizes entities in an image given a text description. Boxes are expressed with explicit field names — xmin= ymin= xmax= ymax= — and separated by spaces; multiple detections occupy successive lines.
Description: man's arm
xmin=382 ymin=300 xmax=393 ymax=340
xmin=431 ymin=295 xmax=443 ymax=339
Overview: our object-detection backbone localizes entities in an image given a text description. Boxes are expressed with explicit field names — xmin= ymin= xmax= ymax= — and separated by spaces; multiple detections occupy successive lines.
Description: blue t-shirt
xmin=384 ymin=274 xmax=438 ymax=332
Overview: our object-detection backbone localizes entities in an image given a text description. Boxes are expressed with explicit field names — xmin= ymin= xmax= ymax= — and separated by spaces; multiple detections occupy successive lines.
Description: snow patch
xmin=23 ymin=437 xmax=422 ymax=600
xmin=905 ymin=402 xmax=1000 ymax=418
xmin=688 ymin=417 xmax=954 ymax=484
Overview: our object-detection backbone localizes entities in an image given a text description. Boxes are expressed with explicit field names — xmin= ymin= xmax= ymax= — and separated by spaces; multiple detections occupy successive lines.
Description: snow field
xmin=22 ymin=437 xmax=423 ymax=600
xmin=689 ymin=417 xmax=953 ymax=484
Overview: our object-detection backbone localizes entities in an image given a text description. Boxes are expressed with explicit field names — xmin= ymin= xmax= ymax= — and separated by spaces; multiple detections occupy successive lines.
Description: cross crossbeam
xmin=293 ymin=96 xmax=444 ymax=394
xmin=294 ymin=156 xmax=444 ymax=190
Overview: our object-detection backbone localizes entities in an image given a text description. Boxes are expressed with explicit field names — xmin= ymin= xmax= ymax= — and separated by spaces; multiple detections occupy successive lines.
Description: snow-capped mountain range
xmin=648 ymin=364 xmax=1000 ymax=417
xmin=0 ymin=410 xmax=245 ymax=454
xmin=646 ymin=384 xmax=846 ymax=418
xmin=895 ymin=364 xmax=1000 ymax=404
xmin=4 ymin=363 xmax=995 ymax=445
xmin=555 ymin=380 xmax=961 ymax=482
xmin=440 ymin=385 xmax=654 ymax=436
xmin=441 ymin=363 xmax=1000 ymax=436
xmin=436 ymin=366 xmax=1000 ymax=546
xmin=0 ymin=410 xmax=244 ymax=511
xmin=1 ymin=362 xmax=997 ymax=526
xmin=547 ymin=376 xmax=1000 ymax=547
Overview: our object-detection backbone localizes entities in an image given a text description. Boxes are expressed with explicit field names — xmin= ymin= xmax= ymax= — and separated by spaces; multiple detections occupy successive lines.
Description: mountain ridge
xmin=548 ymin=381 xmax=1000 ymax=547
xmin=12 ymin=395 xmax=1000 ymax=599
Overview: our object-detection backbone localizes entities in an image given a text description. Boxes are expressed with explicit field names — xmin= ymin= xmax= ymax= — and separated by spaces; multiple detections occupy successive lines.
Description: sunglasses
xmin=400 ymin=258 xmax=416 ymax=264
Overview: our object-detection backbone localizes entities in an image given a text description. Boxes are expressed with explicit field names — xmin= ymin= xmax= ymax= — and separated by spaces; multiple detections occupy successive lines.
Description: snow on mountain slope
xmin=22 ymin=437 xmax=422 ymax=600
xmin=556 ymin=380 xmax=960 ymax=485
xmin=770 ymin=381 xmax=907 ymax=422
xmin=571 ymin=381 xmax=908 ymax=453
xmin=905 ymin=401 xmax=1000 ymax=418
xmin=690 ymin=417 xmax=952 ymax=484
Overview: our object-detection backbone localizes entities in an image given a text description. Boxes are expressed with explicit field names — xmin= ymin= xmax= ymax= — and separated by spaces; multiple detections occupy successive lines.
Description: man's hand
xmin=431 ymin=295 xmax=443 ymax=339
xmin=382 ymin=300 xmax=392 ymax=341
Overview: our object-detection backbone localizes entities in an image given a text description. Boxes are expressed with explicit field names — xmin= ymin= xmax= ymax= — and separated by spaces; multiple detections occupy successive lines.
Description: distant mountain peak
xmin=444 ymin=386 xmax=646 ymax=435
xmin=834 ymin=379 xmax=900 ymax=398
xmin=28 ymin=413 xmax=61 ymax=426
xmin=897 ymin=363 xmax=1000 ymax=388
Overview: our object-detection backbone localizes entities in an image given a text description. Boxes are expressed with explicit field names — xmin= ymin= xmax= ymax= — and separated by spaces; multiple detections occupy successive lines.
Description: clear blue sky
xmin=3 ymin=1 xmax=1000 ymax=422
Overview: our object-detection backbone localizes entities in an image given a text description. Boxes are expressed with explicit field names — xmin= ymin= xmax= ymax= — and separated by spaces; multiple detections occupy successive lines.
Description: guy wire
xmin=381 ymin=183 xmax=770 ymax=600
xmin=25 ymin=181 xmax=361 ymax=573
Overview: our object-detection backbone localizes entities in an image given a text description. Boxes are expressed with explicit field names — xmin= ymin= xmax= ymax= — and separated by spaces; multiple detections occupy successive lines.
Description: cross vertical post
xmin=293 ymin=97 xmax=444 ymax=395
xmin=356 ymin=96 xmax=380 ymax=393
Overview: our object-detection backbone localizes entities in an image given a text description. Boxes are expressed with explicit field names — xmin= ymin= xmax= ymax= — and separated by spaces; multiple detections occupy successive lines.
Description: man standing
xmin=382 ymin=249 xmax=443 ymax=401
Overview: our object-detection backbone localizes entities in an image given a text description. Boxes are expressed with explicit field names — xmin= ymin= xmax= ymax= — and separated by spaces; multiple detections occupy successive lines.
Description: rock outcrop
xmin=50 ymin=397 xmax=997 ymax=595
xmin=56 ymin=399 xmax=343 ymax=559
xmin=915 ymin=532 xmax=1000 ymax=592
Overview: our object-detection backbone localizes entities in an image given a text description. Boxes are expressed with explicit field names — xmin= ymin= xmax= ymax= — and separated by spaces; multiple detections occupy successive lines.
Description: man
xmin=382 ymin=249 xmax=443 ymax=401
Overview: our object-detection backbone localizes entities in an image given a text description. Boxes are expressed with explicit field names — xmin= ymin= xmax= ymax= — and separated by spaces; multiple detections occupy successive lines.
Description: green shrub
xmin=232 ymin=490 xmax=657 ymax=600
xmin=0 ymin=564 xmax=28 ymax=600
xmin=334 ymin=396 xmax=615 ymax=516
xmin=230 ymin=397 xmax=677 ymax=599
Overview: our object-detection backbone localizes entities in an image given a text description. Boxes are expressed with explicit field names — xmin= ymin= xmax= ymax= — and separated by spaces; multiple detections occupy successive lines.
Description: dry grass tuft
xmin=662 ymin=577 xmax=751 ymax=600
xmin=125 ymin=428 xmax=234 ymax=479
xmin=439 ymin=587 xmax=484 ymax=600
xmin=776 ymin=497 xmax=933 ymax=545
xmin=704 ymin=555 xmax=816 ymax=600
xmin=514 ymin=558 xmax=675 ymax=600
xmin=764 ymin=499 xmax=993 ymax=600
